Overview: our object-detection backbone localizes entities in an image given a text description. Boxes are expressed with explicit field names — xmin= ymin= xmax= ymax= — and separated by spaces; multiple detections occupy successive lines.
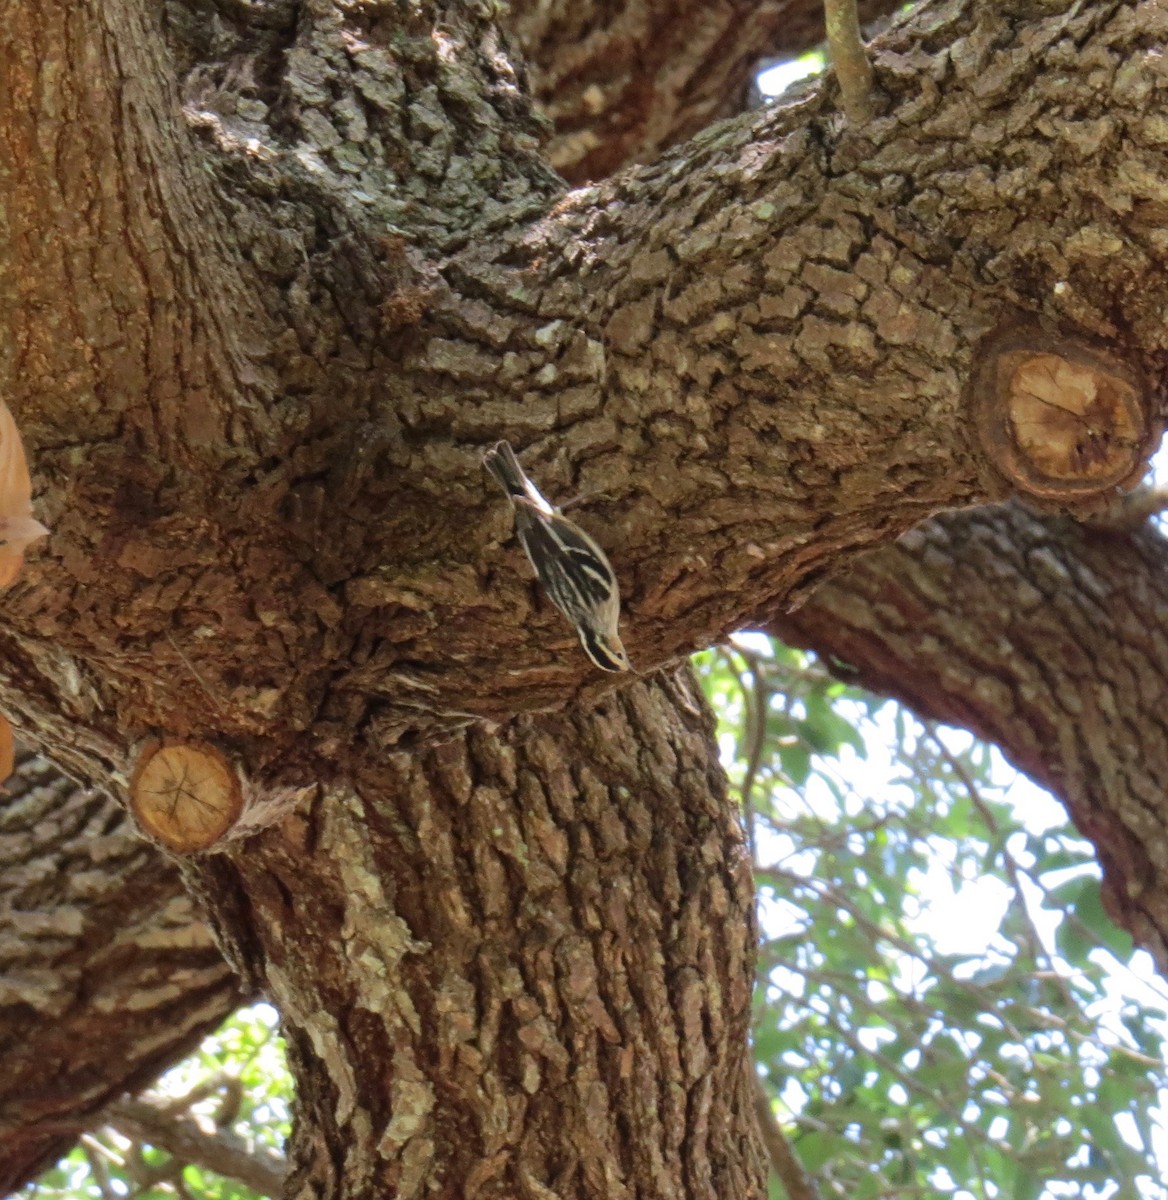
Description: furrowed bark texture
xmin=776 ymin=504 xmax=1168 ymax=973
xmin=6 ymin=1 xmax=1168 ymax=1196
xmin=6 ymin=0 xmax=1168 ymax=783
xmin=0 ymin=752 xmax=242 ymax=1194
xmin=185 ymin=669 xmax=763 ymax=1200
xmin=503 ymin=0 xmax=901 ymax=182
xmin=14 ymin=510 xmax=1168 ymax=1193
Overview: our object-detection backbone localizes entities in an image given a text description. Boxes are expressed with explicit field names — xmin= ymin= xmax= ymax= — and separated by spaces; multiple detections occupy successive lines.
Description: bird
xmin=483 ymin=440 xmax=631 ymax=672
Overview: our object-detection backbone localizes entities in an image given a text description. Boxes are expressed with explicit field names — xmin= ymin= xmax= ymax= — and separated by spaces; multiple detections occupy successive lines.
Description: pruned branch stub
xmin=972 ymin=326 xmax=1155 ymax=504
xmin=129 ymin=740 xmax=244 ymax=854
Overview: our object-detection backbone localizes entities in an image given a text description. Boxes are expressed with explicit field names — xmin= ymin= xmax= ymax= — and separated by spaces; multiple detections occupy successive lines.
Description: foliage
xmin=694 ymin=636 xmax=1168 ymax=1200
xmin=25 ymin=638 xmax=1168 ymax=1200
xmin=25 ymin=1005 xmax=289 ymax=1200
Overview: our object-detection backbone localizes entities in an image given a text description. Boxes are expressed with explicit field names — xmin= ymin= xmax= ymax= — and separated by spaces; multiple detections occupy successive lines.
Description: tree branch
xmin=751 ymin=1073 xmax=823 ymax=1200
xmin=504 ymin=0 xmax=901 ymax=180
xmin=774 ymin=503 xmax=1168 ymax=973
xmin=106 ymin=1098 xmax=286 ymax=1199
xmin=2 ymin=0 xmax=1165 ymax=793
xmin=824 ymin=0 xmax=876 ymax=122
xmin=0 ymin=751 xmax=242 ymax=1194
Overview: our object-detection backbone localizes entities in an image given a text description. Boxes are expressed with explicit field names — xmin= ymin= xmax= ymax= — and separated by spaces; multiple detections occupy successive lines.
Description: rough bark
xmin=6 ymin=0 xmax=1168 ymax=791
xmin=14 ymin=510 xmax=1168 ymax=1193
xmin=0 ymin=752 xmax=242 ymax=1194
xmin=6 ymin=1 xmax=1168 ymax=1198
xmin=183 ymin=668 xmax=762 ymax=1200
xmin=775 ymin=502 xmax=1168 ymax=975
xmin=504 ymin=0 xmax=901 ymax=181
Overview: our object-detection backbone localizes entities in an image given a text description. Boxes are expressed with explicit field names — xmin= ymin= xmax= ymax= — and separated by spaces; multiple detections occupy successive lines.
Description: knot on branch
xmin=973 ymin=327 xmax=1154 ymax=504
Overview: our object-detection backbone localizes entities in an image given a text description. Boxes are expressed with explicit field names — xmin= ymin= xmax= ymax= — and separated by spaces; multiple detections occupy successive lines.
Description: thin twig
xmin=751 ymin=1074 xmax=823 ymax=1200
xmin=81 ymin=1137 xmax=118 ymax=1200
xmin=925 ymin=724 xmax=1079 ymax=1014
xmin=741 ymin=652 xmax=770 ymax=863
xmin=166 ymin=629 xmax=228 ymax=718
xmin=824 ymin=0 xmax=875 ymax=123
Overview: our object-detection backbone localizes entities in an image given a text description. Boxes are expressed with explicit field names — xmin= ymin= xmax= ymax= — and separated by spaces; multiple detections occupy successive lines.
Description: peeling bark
xmin=0 ymin=752 xmax=241 ymax=1194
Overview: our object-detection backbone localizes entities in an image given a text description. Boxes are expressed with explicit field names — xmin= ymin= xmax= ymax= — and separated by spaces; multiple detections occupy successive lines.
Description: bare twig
xmin=924 ymin=724 xmax=1079 ymax=1013
xmin=751 ymin=1074 xmax=823 ymax=1200
xmin=824 ymin=0 xmax=875 ymax=123
xmin=106 ymin=1098 xmax=286 ymax=1198
xmin=741 ymin=652 xmax=770 ymax=862
xmin=1083 ymin=486 xmax=1168 ymax=531
xmin=81 ymin=1137 xmax=118 ymax=1200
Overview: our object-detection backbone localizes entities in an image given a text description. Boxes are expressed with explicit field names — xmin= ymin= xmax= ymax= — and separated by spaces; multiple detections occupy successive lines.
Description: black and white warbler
xmin=483 ymin=440 xmax=631 ymax=672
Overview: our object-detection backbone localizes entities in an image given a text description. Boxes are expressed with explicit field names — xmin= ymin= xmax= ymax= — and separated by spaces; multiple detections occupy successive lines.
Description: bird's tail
xmin=483 ymin=440 xmax=531 ymax=499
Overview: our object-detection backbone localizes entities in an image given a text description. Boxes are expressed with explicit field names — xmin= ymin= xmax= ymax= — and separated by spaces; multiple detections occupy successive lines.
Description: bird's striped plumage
xmin=483 ymin=441 xmax=630 ymax=672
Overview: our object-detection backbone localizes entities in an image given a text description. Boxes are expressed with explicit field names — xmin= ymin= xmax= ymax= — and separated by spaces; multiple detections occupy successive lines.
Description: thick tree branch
xmin=504 ymin=0 xmax=901 ymax=181
xmin=0 ymin=752 xmax=242 ymax=1194
xmin=0 ymin=0 xmax=281 ymax=784
xmin=775 ymin=504 xmax=1168 ymax=972
xmin=6 ymin=0 xmax=1167 ymax=806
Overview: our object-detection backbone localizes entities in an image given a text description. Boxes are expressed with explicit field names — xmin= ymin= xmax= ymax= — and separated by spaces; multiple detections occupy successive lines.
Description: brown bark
xmin=0 ymin=752 xmax=242 ymax=1194
xmin=775 ymin=502 xmax=1168 ymax=974
xmin=5 ymin=1 xmax=1168 ymax=1197
xmin=6 ymin=0 xmax=1168 ymax=790
xmin=184 ymin=669 xmax=762 ymax=1200
xmin=504 ymin=0 xmax=901 ymax=181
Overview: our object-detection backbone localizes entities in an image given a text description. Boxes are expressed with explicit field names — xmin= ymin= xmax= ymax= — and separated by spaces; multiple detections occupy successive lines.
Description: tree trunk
xmin=185 ymin=669 xmax=763 ymax=1200
xmin=5 ymin=0 xmax=1167 ymax=768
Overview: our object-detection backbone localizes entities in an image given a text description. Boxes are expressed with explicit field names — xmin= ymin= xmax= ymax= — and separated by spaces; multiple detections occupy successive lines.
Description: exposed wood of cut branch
xmin=129 ymin=741 xmax=244 ymax=853
xmin=824 ymin=0 xmax=875 ymax=122
xmin=0 ymin=714 xmax=13 ymax=785
xmin=0 ymin=399 xmax=48 ymax=587
xmin=971 ymin=326 xmax=1153 ymax=503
